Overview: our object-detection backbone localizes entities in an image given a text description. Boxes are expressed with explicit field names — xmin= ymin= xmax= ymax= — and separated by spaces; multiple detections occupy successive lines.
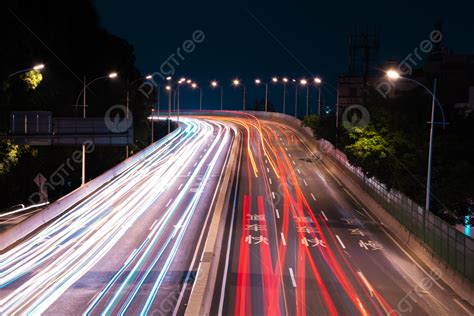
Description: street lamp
xmin=191 ymin=82 xmax=203 ymax=110
xmin=273 ymin=77 xmax=288 ymax=114
xmin=300 ymin=79 xmax=309 ymax=116
xmin=232 ymin=79 xmax=246 ymax=110
xmin=8 ymin=63 xmax=45 ymax=78
xmin=255 ymin=78 xmax=269 ymax=112
xmin=314 ymin=77 xmax=322 ymax=116
xmin=386 ymin=69 xmax=443 ymax=217
xmin=75 ymin=72 xmax=118 ymax=186
xmin=125 ymin=74 xmax=153 ymax=158
xmin=211 ymin=80 xmax=223 ymax=110
xmin=165 ymin=85 xmax=172 ymax=134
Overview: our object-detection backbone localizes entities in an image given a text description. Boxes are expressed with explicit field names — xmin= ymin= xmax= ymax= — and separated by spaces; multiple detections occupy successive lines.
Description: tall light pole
xmin=232 ymin=79 xmax=246 ymax=110
xmin=75 ymin=72 xmax=118 ymax=186
xmin=282 ymin=77 xmax=288 ymax=114
xmin=386 ymin=70 xmax=443 ymax=217
xmin=191 ymin=82 xmax=203 ymax=110
xmin=125 ymin=74 xmax=153 ymax=158
xmin=314 ymin=77 xmax=322 ymax=116
xmin=211 ymin=81 xmax=223 ymax=110
xmin=255 ymin=78 xmax=269 ymax=112
xmin=177 ymin=77 xmax=186 ymax=121
xmin=8 ymin=63 xmax=45 ymax=78
xmin=166 ymin=85 xmax=172 ymax=134
xmin=300 ymin=79 xmax=309 ymax=116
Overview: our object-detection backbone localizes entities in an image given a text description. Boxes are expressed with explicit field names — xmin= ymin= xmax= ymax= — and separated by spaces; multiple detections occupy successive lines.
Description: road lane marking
xmin=275 ymin=208 xmax=280 ymax=219
xmin=165 ymin=199 xmax=173 ymax=207
xmin=272 ymin=192 xmax=276 ymax=199
xmin=187 ymin=171 xmax=191 ymax=176
xmin=149 ymin=219 xmax=158 ymax=231
xmin=289 ymin=268 xmax=297 ymax=288
xmin=357 ymin=271 xmax=374 ymax=297
xmin=303 ymin=179 xmax=308 ymax=186
xmin=292 ymin=160 xmax=296 ymax=165
xmin=310 ymin=193 xmax=316 ymax=201
xmin=453 ymin=298 xmax=472 ymax=315
xmin=178 ymin=183 xmax=184 ymax=191
xmin=335 ymin=235 xmax=346 ymax=249
xmin=267 ymin=167 xmax=270 ymax=173
xmin=288 ymin=153 xmax=292 ymax=157
xmin=297 ymin=168 xmax=301 ymax=175
xmin=193 ymin=162 xmax=197 ymax=167
xmin=285 ymin=147 xmax=288 ymax=151
xmin=199 ymin=154 xmax=203 ymax=159
xmin=321 ymin=211 xmax=328 ymax=221
xmin=281 ymin=232 xmax=287 ymax=246
xmin=268 ymin=178 xmax=272 ymax=185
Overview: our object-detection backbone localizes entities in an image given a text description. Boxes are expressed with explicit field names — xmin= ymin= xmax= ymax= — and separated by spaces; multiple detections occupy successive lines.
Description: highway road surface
xmin=209 ymin=113 xmax=473 ymax=316
xmin=0 ymin=118 xmax=235 ymax=315
xmin=0 ymin=112 xmax=472 ymax=315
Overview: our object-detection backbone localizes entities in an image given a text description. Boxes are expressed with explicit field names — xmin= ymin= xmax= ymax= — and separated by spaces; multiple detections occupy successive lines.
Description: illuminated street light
xmin=191 ymin=82 xmax=202 ymax=110
xmin=145 ymin=75 xmax=152 ymax=80
xmin=232 ymin=78 xmax=246 ymax=110
xmin=210 ymin=81 xmax=223 ymax=110
xmin=33 ymin=64 xmax=45 ymax=70
xmin=314 ymin=77 xmax=322 ymax=115
xmin=386 ymin=68 xmax=442 ymax=220
xmin=300 ymin=79 xmax=309 ymax=115
xmin=386 ymin=69 xmax=400 ymax=79
xmin=283 ymin=77 xmax=288 ymax=83
xmin=166 ymin=76 xmax=172 ymax=81
xmin=74 ymin=72 xmax=118 ymax=186
xmin=255 ymin=78 xmax=269 ymax=112
xmin=272 ymin=77 xmax=278 ymax=83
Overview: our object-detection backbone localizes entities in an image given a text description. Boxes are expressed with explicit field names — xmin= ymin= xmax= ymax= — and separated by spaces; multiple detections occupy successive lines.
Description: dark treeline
xmin=0 ymin=0 xmax=155 ymax=209
xmin=304 ymin=68 xmax=474 ymax=224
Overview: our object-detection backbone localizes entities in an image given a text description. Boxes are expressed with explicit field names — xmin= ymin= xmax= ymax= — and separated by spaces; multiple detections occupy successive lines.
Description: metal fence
xmin=324 ymin=143 xmax=474 ymax=283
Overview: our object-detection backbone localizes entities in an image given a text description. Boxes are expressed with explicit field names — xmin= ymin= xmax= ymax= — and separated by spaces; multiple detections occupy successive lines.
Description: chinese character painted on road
xmin=247 ymin=214 xmax=266 ymax=221
xmin=301 ymin=237 xmax=327 ymax=247
xmin=341 ymin=217 xmax=360 ymax=225
xmin=244 ymin=224 xmax=267 ymax=232
xmin=296 ymin=226 xmax=319 ymax=234
xmin=245 ymin=235 xmax=269 ymax=245
xmin=294 ymin=216 xmax=313 ymax=223
xmin=359 ymin=240 xmax=383 ymax=251
xmin=349 ymin=228 xmax=371 ymax=236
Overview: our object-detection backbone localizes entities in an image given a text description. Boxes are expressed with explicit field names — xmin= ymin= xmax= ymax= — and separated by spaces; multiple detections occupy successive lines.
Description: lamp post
xmin=281 ymin=77 xmax=289 ymax=114
xmin=75 ymin=72 xmax=118 ymax=186
xmin=314 ymin=77 xmax=322 ymax=116
xmin=8 ymin=63 xmax=45 ymax=78
xmin=165 ymin=85 xmax=172 ymax=134
xmin=232 ymin=79 xmax=246 ymax=110
xmin=255 ymin=78 xmax=268 ymax=112
xmin=300 ymin=79 xmax=309 ymax=116
xmin=386 ymin=70 xmax=442 ymax=218
xmin=191 ymin=83 xmax=203 ymax=110
xmin=211 ymin=81 xmax=223 ymax=110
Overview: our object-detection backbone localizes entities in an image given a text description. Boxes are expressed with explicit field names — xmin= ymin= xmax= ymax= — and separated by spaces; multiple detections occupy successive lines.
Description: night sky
xmin=94 ymin=0 xmax=474 ymax=112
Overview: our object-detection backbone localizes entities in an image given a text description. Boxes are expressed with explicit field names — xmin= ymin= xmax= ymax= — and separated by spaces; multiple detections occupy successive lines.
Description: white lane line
xmin=165 ymin=199 xmax=173 ymax=208
xmin=149 ymin=219 xmax=158 ymax=231
xmin=288 ymin=268 xmax=297 ymax=288
xmin=187 ymin=171 xmax=191 ymax=177
xmin=297 ymin=169 xmax=301 ymax=175
xmin=193 ymin=162 xmax=197 ymax=167
xmin=199 ymin=154 xmax=203 ymax=159
xmin=265 ymin=159 xmax=268 ymax=164
xmin=303 ymin=179 xmax=308 ymax=186
xmin=321 ymin=211 xmax=328 ymax=221
xmin=292 ymin=160 xmax=296 ymax=165
xmin=267 ymin=167 xmax=270 ymax=173
xmin=336 ymin=235 xmax=346 ymax=249
xmin=269 ymin=178 xmax=272 ymax=185
xmin=453 ymin=298 xmax=472 ymax=315
xmin=310 ymin=193 xmax=316 ymax=201
xmin=124 ymin=249 xmax=137 ymax=266
xmin=281 ymin=232 xmax=287 ymax=246
xmin=288 ymin=153 xmax=292 ymax=157
xmin=272 ymin=192 xmax=276 ymax=200
xmin=357 ymin=272 xmax=374 ymax=297
xmin=275 ymin=208 xmax=280 ymax=219
xmin=285 ymin=147 xmax=288 ymax=151
xmin=178 ymin=183 xmax=184 ymax=191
